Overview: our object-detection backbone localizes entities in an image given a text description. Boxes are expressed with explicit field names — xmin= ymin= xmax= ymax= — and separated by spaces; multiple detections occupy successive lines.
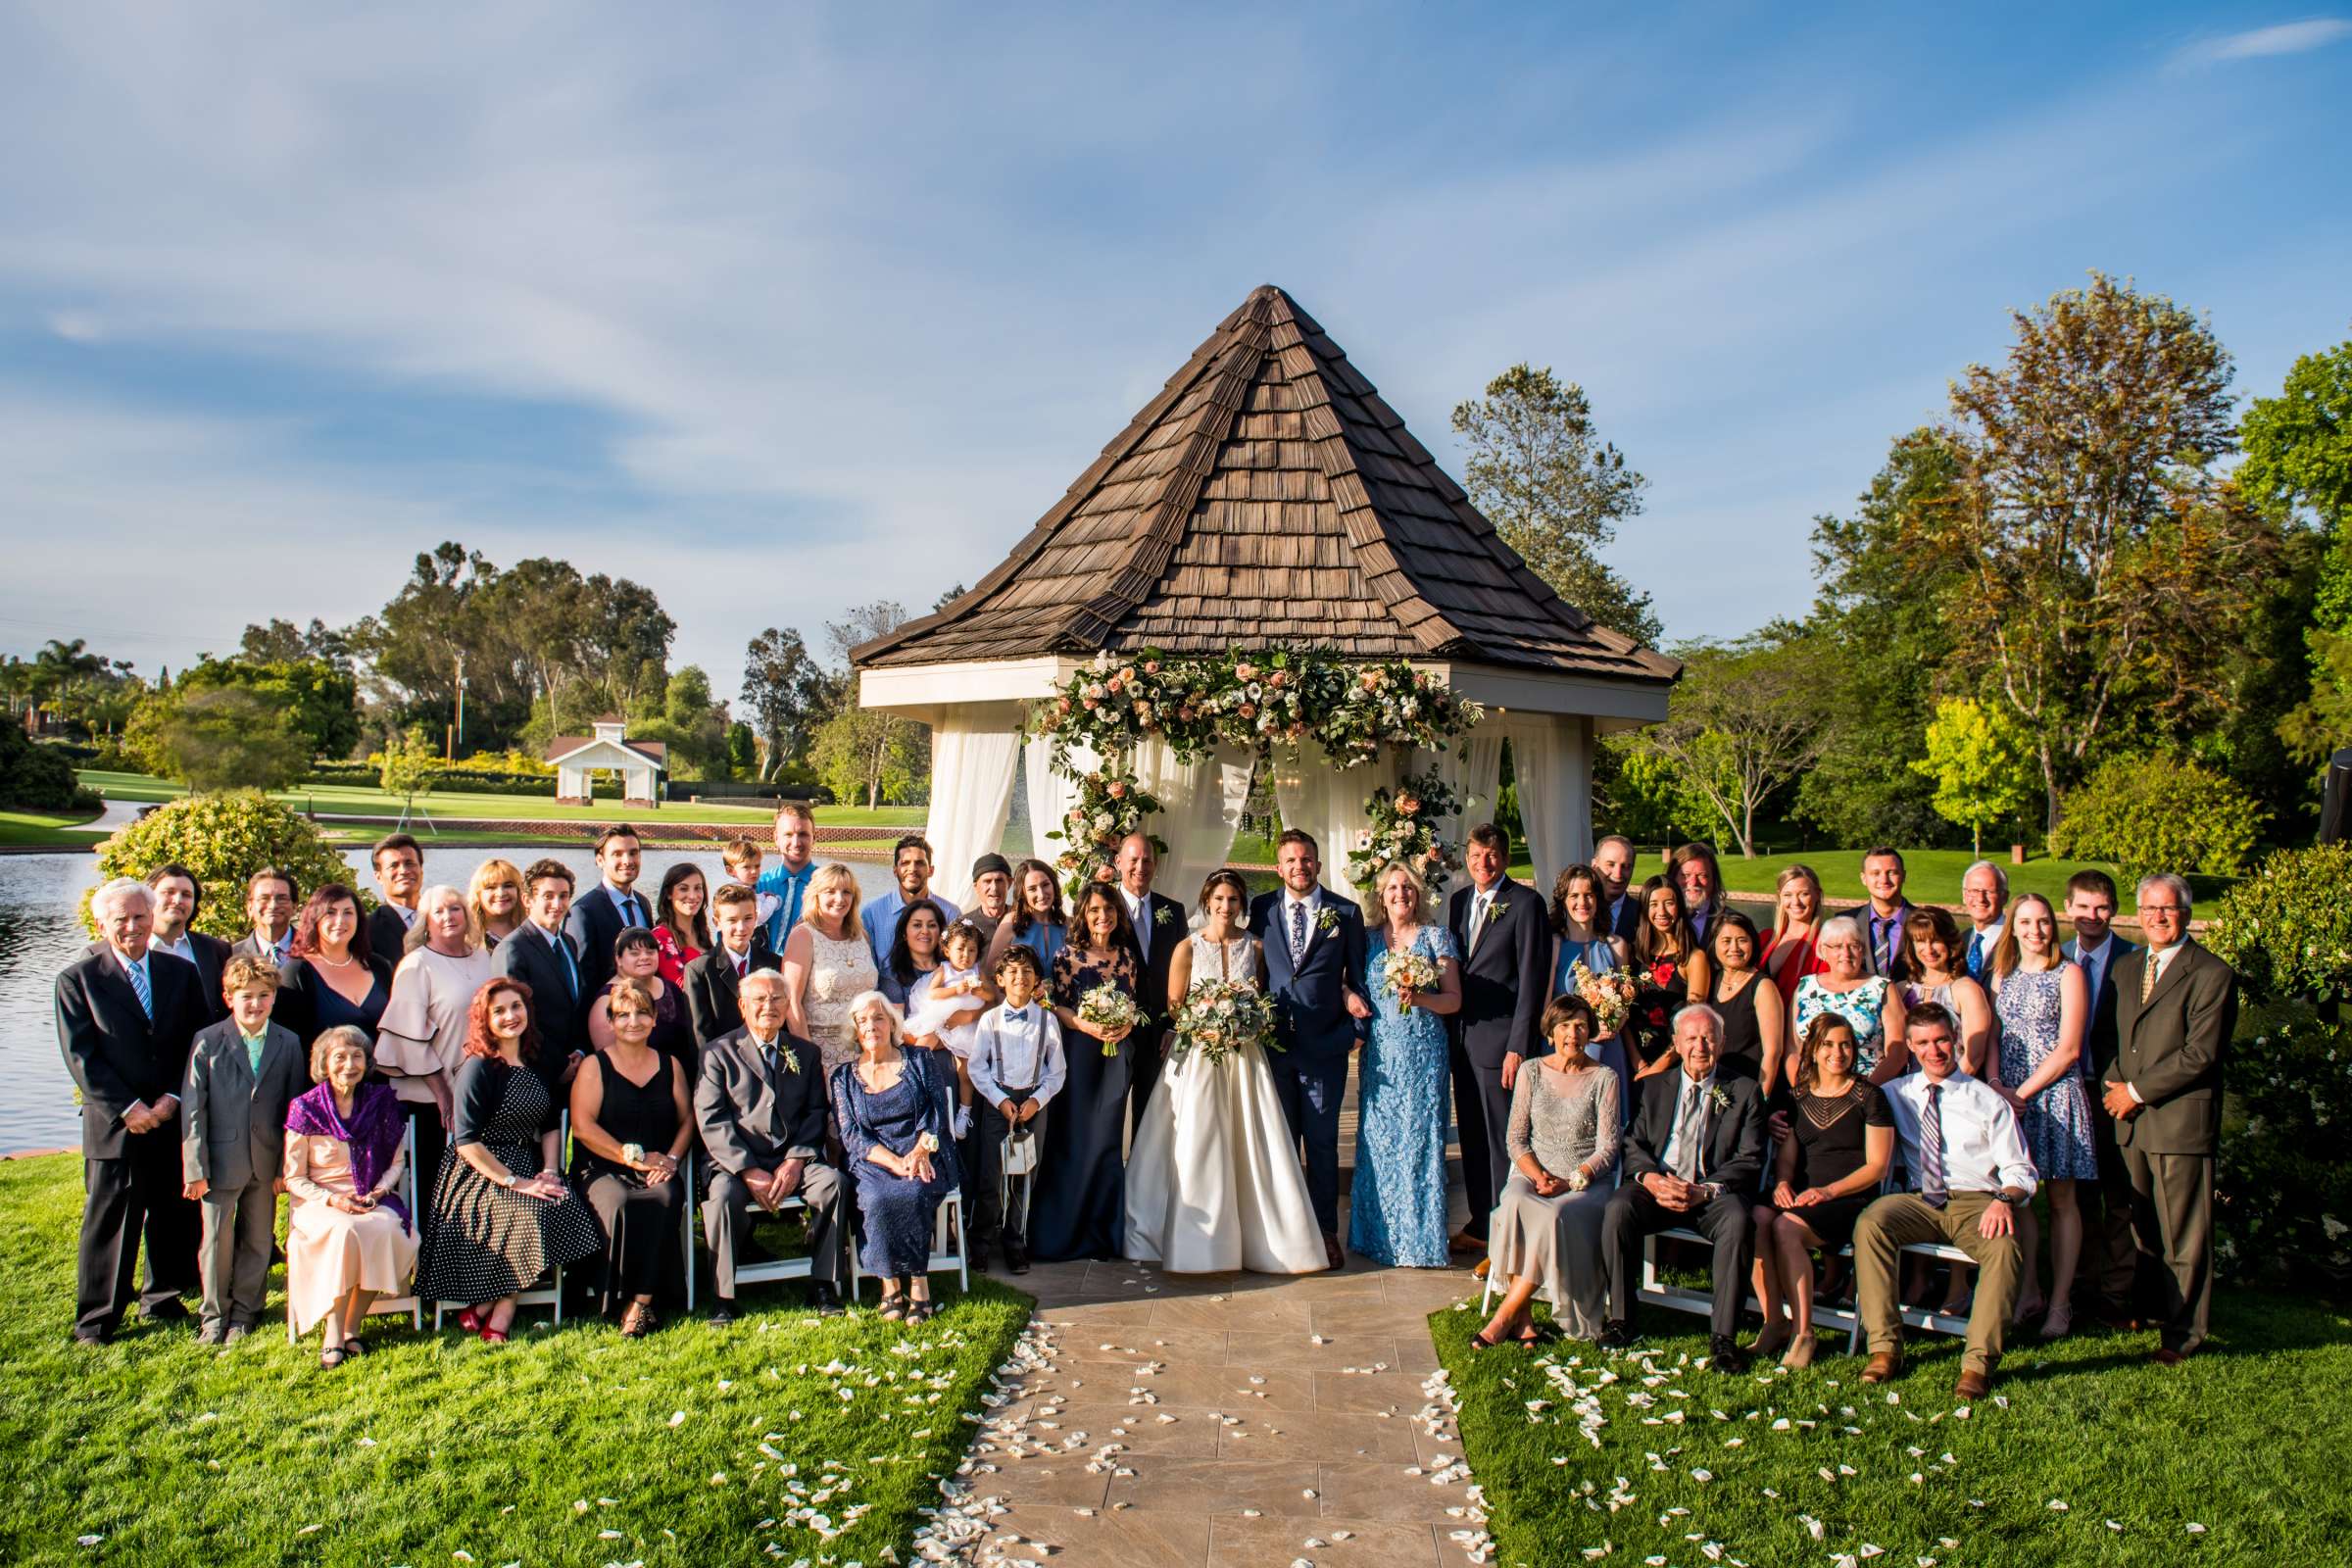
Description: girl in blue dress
xmin=1348 ymin=863 xmax=1463 ymax=1267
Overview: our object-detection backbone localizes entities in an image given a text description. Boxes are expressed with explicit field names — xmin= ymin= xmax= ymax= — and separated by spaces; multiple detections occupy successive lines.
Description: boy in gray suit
xmin=180 ymin=956 xmax=308 ymax=1344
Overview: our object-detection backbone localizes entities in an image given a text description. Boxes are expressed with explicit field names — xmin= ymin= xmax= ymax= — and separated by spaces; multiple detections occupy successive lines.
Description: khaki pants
xmin=1854 ymin=1192 xmax=2021 ymax=1373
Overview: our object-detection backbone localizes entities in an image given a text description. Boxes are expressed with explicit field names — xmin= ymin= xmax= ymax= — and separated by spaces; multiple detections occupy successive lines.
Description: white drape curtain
xmin=1130 ymin=740 xmax=1254 ymax=916
xmin=1505 ymin=712 xmax=1592 ymax=897
xmin=922 ymin=707 xmax=1024 ymax=907
xmin=1021 ymin=734 xmax=1096 ymax=875
xmin=1273 ymin=742 xmax=1401 ymax=904
xmin=1429 ymin=726 xmax=1505 ymax=844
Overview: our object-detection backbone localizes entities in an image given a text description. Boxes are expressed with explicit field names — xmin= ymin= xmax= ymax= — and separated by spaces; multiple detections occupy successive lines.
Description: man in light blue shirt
xmin=860 ymin=834 xmax=961 ymax=966
xmin=757 ymin=802 xmax=819 ymax=953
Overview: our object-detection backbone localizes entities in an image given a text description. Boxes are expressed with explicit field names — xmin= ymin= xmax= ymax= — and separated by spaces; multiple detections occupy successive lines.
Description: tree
xmin=1910 ymin=699 xmax=2034 ymax=855
xmin=637 ymin=664 xmax=729 ymax=780
xmin=85 ymin=790 xmax=351 ymax=942
xmin=820 ymin=601 xmax=930 ymax=804
xmin=1908 ymin=273 xmax=2276 ymax=831
xmin=810 ymin=706 xmax=925 ymax=808
xmin=1795 ymin=429 xmax=1968 ymax=846
xmin=2049 ymin=753 xmax=2267 ymax=881
xmin=378 ymin=724 xmax=438 ymax=825
xmin=239 ymin=617 xmax=353 ymax=669
xmin=1634 ymin=630 xmax=1826 ymax=857
xmin=174 ymin=655 xmax=361 ymax=760
xmin=154 ymin=687 xmax=310 ymax=793
xmin=0 ymin=722 xmax=97 ymax=810
xmin=740 ymin=627 xmax=834 ymax=779
xmin=1450 ymin=364 xmax=1661 ymax=646
xmin=2241 ymin=332 xmax=2352 ymax=772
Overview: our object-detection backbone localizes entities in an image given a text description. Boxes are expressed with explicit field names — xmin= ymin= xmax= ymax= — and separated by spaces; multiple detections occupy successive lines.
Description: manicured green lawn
xmin=0 ymin=1153 xmax=1025 ymax=1567
xmin=77 ymin=770 xmax=927 ymax=830
xmin=0 ymin=805 xmax=105 ymax=848
xmin=1431 ymin=1290 xmax=2351 ymax=1567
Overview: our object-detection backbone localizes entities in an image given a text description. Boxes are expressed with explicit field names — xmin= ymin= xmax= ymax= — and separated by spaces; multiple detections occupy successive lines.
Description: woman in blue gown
xmin=1348 ymin=862 xmax=1462 ymax=1267
xmin=833 ymin=991 xmax=961 ymax=1322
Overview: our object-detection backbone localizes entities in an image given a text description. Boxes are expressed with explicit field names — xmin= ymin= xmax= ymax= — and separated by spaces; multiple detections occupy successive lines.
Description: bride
xmin=1125 ymin=869 xmax=1328 ymax=1274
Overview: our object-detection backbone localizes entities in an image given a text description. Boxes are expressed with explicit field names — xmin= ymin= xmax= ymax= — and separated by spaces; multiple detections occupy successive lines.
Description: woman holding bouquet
xmin=1124 ymin=871 xmax=1327 ymax=1273
xmin=1548 ymin=864 xmax=1635 ymax=1125
xmin=1349 ymin=861 xmax=1463 ymax=1267
xmin=1034 ymin=884 xmax=1139 ymax=1261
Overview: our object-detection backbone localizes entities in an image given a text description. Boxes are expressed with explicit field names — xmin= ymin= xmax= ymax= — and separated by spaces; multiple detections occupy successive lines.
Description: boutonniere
xmin=1490 ymin=893 xmax=1509 ymax=914
xmin=1316 ymin=907 xmax=1341 ymax=936
xmin=1707 ymin=1084 xmax=1732 ymax=1113
xmin=1155 ymin=905 xmax=1175 ymax=928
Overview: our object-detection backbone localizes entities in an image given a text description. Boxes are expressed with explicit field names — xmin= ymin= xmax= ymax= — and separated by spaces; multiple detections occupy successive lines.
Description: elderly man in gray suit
xmin=694 ymin=968 xmax=846 ymax=1321
xmin=2103 ymin=871 xmax=2237 ymax=1365
xmin=180 ymin=953 xmax=308 ymax=1344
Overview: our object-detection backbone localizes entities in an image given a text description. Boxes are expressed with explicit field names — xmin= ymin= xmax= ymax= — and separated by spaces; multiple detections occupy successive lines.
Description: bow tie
xmin=1002 ymin=1004 xmax=1030 ymax=1023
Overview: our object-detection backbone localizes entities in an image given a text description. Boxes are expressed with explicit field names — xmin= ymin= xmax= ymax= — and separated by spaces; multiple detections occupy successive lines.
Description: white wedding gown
xmin=1124 ymin=933 xmax=1329 ymax=1274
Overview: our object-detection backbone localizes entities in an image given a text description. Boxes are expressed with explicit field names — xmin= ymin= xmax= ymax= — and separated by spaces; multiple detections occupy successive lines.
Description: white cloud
xmin=45 ymin=309 xmax=105 ymax=342
xmin=2177 ymin=17 xmax=2352 ymax=66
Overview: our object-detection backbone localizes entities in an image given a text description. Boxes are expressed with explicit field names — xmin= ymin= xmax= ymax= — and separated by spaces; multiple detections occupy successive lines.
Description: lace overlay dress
xmin=1996 ymin=965 xmax=2095 ymax=1180
xmin=803 ymin=925 xmax=880 ymax=1075
xmin=1348 ymin=925 xmax=1458 ymax=1267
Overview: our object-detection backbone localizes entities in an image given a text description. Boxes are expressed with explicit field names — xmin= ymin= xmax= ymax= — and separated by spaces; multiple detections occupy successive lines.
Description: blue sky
xmin=2 ymin=2 xmax=2347 ymax=706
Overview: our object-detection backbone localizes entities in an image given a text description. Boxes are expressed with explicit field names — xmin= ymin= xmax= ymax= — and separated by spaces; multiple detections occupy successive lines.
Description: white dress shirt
xmin=154 ymin=933 xmax=196 ymax=967
xmin=969 ymin=1003 xmax=1066 ymax=1106
xmin=602 ymin=880 xmax=649 ymax=929
xmin=1884 ymin=1068 xmax=2038 ymax=1200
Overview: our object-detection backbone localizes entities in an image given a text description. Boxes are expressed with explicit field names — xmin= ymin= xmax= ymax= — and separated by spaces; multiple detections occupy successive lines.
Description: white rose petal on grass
xmin=75 ymin=1538 xmax=103 ymax=1548
xmin=2048 ymin=1500 xmax=2069 ymax=1512
xmin=668 ymin=1410 xmax=688 ymax=1428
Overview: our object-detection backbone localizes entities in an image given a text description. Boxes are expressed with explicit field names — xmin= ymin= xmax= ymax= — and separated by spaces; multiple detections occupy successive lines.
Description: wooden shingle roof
xmin=855 ymin=285 xmax=1678 ymax=685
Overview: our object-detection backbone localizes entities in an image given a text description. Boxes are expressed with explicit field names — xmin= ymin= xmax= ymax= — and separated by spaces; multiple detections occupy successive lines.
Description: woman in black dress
xmin=589 ymin=928 xmax=697 ymax=1084
xmin=1707 ymin=910 xmax=1787 ymax=1098
xmin=274 ymin=884 xmax=395 ymax=1054
xmin=416 ymin=976 xmax=604 ymax=1342
xmin=1031 ymin=883 xmax=1138 ymax=1261
xmin=1747 ymin=1013 xmax=1892 ymax=1368
xmin=571 ymin=977 xmax=693 ymax=1335
xmin=832 ymin=992 xmax=960 ymax=1322
xmin=1630 ymin=876 xmax=1711 ymax=1087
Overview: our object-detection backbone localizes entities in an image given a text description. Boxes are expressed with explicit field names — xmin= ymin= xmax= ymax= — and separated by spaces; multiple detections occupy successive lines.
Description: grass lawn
xmin=0 ymin=1152 xmax=1027 ymax=1567
xmin=0 ymin=806 xmax=105 ymax=849
xmin=76 ymin=770 xmax=927 ymax=830
xmin=1430 ymin=1290 xmax=2352 ymax=1567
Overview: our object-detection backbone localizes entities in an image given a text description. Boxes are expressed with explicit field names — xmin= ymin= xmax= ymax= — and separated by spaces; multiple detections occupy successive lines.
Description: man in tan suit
xmin=2102 ymin=871 xmax=2236 ymax=1364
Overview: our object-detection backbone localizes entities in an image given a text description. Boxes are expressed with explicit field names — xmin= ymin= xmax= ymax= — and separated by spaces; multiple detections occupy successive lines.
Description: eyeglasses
xmin=2139 ymin=904 xmax=2185 ymax=915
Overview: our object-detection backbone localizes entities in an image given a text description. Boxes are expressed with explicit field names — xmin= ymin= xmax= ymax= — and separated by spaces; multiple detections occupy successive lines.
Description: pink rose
xmin=1238 ymin=703 xmax=1257 ymax=718
xmin=1057 ymin=696 xmax=1072 ymax=713
xmin=1107 ymin=781 xmax=1127 ymax=799
xmin=1235 ymin=662 xmax=1259 ymax=682
xmin=1144 ymin=660 xmax=1160 ymax=674
xmin=1396 ymin=794 xmax=1421 ymax=815
xmin=1360 ymin=669 xmax=1382 ymax=689
xmin=1268 ymin=670 xmax=1287 ymax=688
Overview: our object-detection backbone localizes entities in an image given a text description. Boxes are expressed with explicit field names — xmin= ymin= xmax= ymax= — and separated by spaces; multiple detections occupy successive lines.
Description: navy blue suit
xmin=565 ymin=883 xmax=652 ymax=998
xmin=1250 ymin=887 xmax=1368 ymax=1237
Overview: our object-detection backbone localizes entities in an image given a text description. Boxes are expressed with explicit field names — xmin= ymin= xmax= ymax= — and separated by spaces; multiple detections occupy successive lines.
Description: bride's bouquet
xmin=1571 ymin=960 xmax=1638 ymax=1037
xmin=1076 ymin=983 xmax=1143 ymax=1057
xmin=1170 ymin=979 xmax=1278 ymax=1066
xmin=1382 ymin=949 xmax=1442 ymax=1014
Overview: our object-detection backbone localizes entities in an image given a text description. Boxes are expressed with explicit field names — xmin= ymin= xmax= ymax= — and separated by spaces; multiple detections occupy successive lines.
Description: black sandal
xmin=1469 ymin=1329 xmax=1506 ymax=1350
xmin=908 ymin=1299 xmax=937 ymax=1323
xmin=318 ymin=1347 xmax=349 ymax=1369
xmin=339 ymin=1337 xmax=369 ymax=1357
xmin=878 ymin=1296 xmax=906 ymax=1322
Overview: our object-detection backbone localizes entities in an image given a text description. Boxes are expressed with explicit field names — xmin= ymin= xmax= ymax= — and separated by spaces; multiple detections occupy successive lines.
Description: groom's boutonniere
xmin=1316 ymin=907 xmax=1341 ymax=936
xmin=1707 ymin=1083 xmax=1732 ymax=1113
xmin=1155 ymin=905 xmax=1176 ymax=928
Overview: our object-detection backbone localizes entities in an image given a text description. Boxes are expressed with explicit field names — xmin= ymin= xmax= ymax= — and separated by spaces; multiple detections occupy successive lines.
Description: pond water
xmin=0 ymin=849 xmax=899 ymax=1154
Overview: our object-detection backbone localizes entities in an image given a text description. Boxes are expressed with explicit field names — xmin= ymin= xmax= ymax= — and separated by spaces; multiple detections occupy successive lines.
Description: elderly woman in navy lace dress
xmin=832 ymin=991 xmax=960 ymax=1324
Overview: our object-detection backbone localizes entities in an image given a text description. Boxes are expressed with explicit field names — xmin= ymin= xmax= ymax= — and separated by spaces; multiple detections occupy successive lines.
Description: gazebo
xmin=547 ymin=716 xmax=667 ymax=807
xmin=854 ymin=284 xmax=1679 ymax=905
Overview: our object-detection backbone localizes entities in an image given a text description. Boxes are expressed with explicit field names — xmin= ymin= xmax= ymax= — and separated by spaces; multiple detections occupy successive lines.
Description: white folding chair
xmin=430 ymin=1112 xmax=567 ymax=1329
xmin=699 ymin=1152 xmax=861 ymax=1306
xmin=286 ymin=1121 xmax=425 ymax=1343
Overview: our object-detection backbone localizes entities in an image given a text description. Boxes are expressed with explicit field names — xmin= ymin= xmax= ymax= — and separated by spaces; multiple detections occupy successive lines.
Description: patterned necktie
xmin=1289 ymin=901 xmax=1307 ymax=964
xmin=1965 ymin=932 xmax=1984 ymax=978
xmin=1920 ymin=1083 xmax=1948 ymax=1209
xmin=2140 ymin=949 xmax=2160 ymax=1004
xmin=551 ymin=929 xmax=579 ymax=1000
xmin=124 ymin=956 xmax=152 ymax=1020
xmin=1674 ymin=1081 xmax=1703 ymax=1181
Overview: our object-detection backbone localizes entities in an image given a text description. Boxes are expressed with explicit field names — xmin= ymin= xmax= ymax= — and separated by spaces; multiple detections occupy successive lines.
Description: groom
xmin=1250 ymin=829 xmax=1372 ymax=1270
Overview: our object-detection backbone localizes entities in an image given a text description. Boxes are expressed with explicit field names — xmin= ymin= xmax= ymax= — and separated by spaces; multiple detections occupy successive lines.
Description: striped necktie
xmin=1919 ymin=1084 xmax=1948 ymax=1209
xmin=124 ymin=956 xmax=152 ymax=1019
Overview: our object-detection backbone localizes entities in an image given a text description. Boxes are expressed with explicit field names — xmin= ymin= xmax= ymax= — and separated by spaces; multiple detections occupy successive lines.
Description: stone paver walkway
xmin=930 ymin=1254 xmax=1493 ymax=1567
